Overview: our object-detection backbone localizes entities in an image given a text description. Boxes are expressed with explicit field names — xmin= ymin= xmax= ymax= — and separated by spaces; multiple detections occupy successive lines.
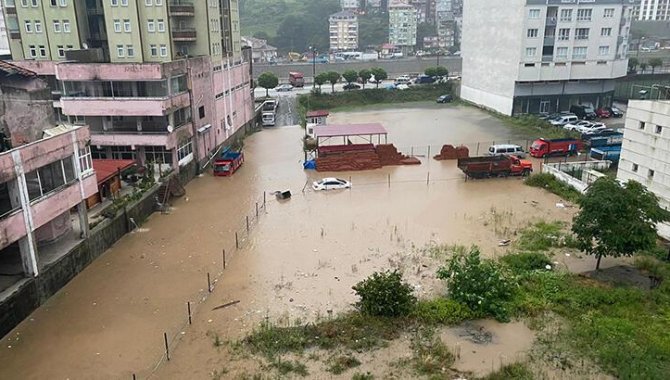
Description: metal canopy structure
xmin=314 ymin=123 xmax=388 ymax=146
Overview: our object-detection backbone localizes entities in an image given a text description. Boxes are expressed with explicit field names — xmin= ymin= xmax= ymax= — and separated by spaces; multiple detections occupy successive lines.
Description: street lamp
xmin=309 ymin=46 xmax=317 ymax=88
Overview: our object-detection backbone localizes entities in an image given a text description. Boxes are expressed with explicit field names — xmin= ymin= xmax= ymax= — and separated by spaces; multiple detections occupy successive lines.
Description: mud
xmin=0 ymin=104 xmax=588 ymax=379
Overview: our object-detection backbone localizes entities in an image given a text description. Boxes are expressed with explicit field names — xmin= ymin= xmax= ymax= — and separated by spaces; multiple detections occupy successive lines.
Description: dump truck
xmin=530 ymin=138 xmax=583 ymax=158
xmin=213 ymin=150 xmax=244 ymax=177
xmin=289 ymin=72 xmax=305 ymax=87
xmin=457 ymin=155 xmax=533 ymax=179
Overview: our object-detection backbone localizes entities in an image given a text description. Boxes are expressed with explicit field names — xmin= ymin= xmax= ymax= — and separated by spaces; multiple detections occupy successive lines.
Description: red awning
xmin=92 ymin=159 xmax=136 ymax=185
xmin=306 ymin=110 xmax=330 ymax=118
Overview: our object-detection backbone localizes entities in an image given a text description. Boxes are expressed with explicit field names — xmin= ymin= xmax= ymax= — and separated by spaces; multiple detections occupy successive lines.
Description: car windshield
xmin=316 ymin=180 xmax=324 ymax=185
xmin=531 ymin=142 xmax=542 ymax=150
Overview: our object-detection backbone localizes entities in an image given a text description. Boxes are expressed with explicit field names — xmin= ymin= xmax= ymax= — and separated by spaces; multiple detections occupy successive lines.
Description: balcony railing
xmin=542 ymin=55 xmax=553 ymax=62
xmin=172 ymin=28 xmax=197 ymax=42
xmin=169 ymin=0 xmax=195 ymax=16
xmin=86 ymin=7 xmax=104 ymax=16
xmin=544 ymin=36 xmax=555 ymax=46
xmin=546 ymin=17 xmax=557 ymax=26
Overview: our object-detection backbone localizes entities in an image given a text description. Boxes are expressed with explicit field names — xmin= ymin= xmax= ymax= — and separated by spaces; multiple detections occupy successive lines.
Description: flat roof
xmin=92 ymin=159 xmax=136 ymax=185
xmin=314 ymin=123 xmax=387 ymax=138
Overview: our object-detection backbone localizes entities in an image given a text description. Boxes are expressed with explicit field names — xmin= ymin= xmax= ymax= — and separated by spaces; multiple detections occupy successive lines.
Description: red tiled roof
xmin=93 ymin=159 xmax=136 ymax=185
xmin=314 ymin=123 xmax=387 ymax=138
xmin=0 ymin=61 xmax=37 ymax=77
xmin=306 ymin=110 xmax=330 ymax=118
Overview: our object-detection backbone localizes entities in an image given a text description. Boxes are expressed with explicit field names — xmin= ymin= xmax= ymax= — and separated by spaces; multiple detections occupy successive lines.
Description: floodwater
xmin=0 ymin=104 xmax=580 ymax=379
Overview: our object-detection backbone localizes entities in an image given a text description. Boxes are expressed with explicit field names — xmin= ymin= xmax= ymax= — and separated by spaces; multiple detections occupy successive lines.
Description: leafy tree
xmin=326 ymin=71 xmax=340 ymax=92
xmin=435 ymin=66 xmax=449 ymax=77
xmin=649 ymin=58 xmax=663 ymax=74
xmin=358 ymin=13 xmax=389 ymax=48
xmin=437 ymin=247 xmax=514 ymax=321
xmin=359 ymin=69 xmax=372 ymax=89
xmin=352 ymin=270 xmax=416 ymax=317
xmin=370 ymin=67 xmax=388 ymax=88
xmin=416 ymin=22 xmax=436 ymax=48
xmin=424 ymin=67 xmax=438 ymax=77
xmin=252 ymin=31 xmax=271 ymax=41
xmin=640 ymin=61 xmax=648 ymax=73
xmin=314 ymin=72 xmax=328 ymax=90
xmin=572 ymin=177 xmax=670 ymax=270
xmin=342 ymin=70 xmax=359 ymax=86
xmin=628 ymin=57 xmax=639 ymax=73
xmin=257 ymin=72 xmax=278 ymax=97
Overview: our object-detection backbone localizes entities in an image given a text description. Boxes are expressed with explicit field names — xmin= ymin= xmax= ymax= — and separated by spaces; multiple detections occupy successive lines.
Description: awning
xmin=92 ymin=159 xmax=136 ymax=186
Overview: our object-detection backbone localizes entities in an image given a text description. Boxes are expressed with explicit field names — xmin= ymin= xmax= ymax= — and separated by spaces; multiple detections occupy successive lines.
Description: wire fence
xmin=129 ymin=192 xmax=269 ymax=379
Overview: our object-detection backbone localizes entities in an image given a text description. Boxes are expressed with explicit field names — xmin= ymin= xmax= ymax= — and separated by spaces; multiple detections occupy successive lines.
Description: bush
xmin=326 ymin=355 xmax=361 ymax=375
xmin=525 ymin=173 xmax=582 ymax=203
xmin=352 ymin=270 xmax=416 ymax=317
xmin=413 ymin=298 xmax=473 ymax=325
xmin=501 ymin=252 xmax=552 ymax=273
xmin=516 ymin=221 xmax=579 ymax=252
xmin=437 ymin=247 xmax=514 ymax=321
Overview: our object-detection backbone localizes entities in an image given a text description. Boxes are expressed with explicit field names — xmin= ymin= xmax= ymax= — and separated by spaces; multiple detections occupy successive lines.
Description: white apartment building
xmin=0 ymin=2 xmax=8 ymax=55
xmin=329 ymin=11 xmax=358 ymax=52
xmin=389 ymin=1 xmax=418 ymax=52
xmin=634 ymin=0 xmax=670 ymax=20
xmin=617 ymin=100 xmax=670 ymax=239
xmin=341 ymin=0 xmax=361 ymax=12
xmin=462 ymin=0 xmax=634 ymax=116
xmin=436 ymin=0 xmax=455 ymax=49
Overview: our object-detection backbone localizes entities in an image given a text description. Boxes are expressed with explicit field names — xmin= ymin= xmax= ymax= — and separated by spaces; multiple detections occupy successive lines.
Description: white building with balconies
xmin=462 ymin=0 xmax=634 ymax=116
xmin=389 ymin=1 xmax=418 ymax=54
xmin=329 ymin=11 xmax=359 ymax=52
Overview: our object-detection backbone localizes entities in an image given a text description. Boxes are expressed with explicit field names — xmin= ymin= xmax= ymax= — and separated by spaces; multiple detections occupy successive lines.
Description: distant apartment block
xmin=436 ymin=0 xmax=455 ymax=49
xmin=389 ymin=0 xmax=418 ymax=52
xmin=330 ymin=11 xmax=358 ymax=52
xmin=0 ymin=3 xmax=8 ymax=55
xmin=241 ymin=36 xmax=277 ymax=63
xmin=633 ymin=0 xmax=670 ymax=20
xmin=462 ymin=0 xmax=634 ymax=116
xmin=2 ymin=0 xmax=254 ymax=174
xmin=341 ymin=0 xmax=361 ymax=12
xmin=409 ymin=0 xmax=428 ymax=23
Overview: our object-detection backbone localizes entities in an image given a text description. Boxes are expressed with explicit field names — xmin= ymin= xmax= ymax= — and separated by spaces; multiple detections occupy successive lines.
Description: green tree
xmin=435 ymin=66 xmax=449 ymax=77
xmin=314 ymin=72 xmax=328 ymax=91
xmin=326 ymin=71 xmax=341 ymax=92
xmin=370 ymin=67 xmax=388 ymax=88
xmin=640 ymin=61 xmax=648 ymax=73
xmin=424 ymin=67 xmax=438 ymax=77
xmin=628 ymin=57 xmax=639 ymax=73
xmin=359 ymin=69 xmax=372 ymax=89
xmin=342 ymin=70 xmax=359 ymax=86
xmin=257 ymin=72 xmax=278 ymax=97
xmin=416 ymin=22 xmax=436 ymax=49
xmin=252 ymin=31 xmax=271 ymax=41
xmin=359 ymin=13 xmax=389 ymax=48
xmin=649 ymin=58 xmax=663 ymax=74
xmin=352 ymin=270 xmax=416 ymax=317
xmin=572 ymin=177 xmax=670 ymax=270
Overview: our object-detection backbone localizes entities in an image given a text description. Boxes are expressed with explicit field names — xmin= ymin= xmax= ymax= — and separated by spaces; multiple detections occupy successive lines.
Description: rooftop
xmin=92 ymin=159 xmax=136 ymax=185
xmin=314 ymin=123 xmax=387 ymax=138
xmin=306 ymin=110 xmax=330 ymax=118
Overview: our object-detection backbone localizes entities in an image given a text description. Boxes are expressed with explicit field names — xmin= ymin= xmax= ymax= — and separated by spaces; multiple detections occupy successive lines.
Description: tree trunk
xmin=331 ymin=84 xmax=335 ymax=92
xmin=596 ymin=254 xmax=603 ymax=270
xmin=265 ymin=88 xmax=269 ymax=97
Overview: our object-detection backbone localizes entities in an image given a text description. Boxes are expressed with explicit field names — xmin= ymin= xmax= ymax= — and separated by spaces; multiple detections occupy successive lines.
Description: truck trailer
xmin=530 ymin=138 xmax=583 ymax=158
xmin=457 ymin=155 xmax=533 ymax=179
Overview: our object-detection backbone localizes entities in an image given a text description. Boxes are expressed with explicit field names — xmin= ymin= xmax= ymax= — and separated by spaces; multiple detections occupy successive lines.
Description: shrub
xmin=501 ymin=252 xmax=552 ymax=273
xmin=352 ymin=270 xmax=416 ymax=317
xmin=326 ymin=355 xmax=361 ymax=375
xmin=437 ymin=247 xmax=514 ymax=321
xmin=413 ymin=298 xmax=473 ymax=325
xmin=352 ymin=373 xmax=374 ymax=380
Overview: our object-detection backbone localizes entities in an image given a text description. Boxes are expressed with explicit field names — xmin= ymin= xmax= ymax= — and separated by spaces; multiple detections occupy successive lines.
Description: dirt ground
xmin=0 ymin=104 xmax=617 ymax=379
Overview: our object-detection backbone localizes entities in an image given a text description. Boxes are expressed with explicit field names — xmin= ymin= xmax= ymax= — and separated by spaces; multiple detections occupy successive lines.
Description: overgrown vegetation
xmin=326 ymin=354 xmax=361 ymax=375
xmin=515 ymin=221 xmax=578 ymax=252
xmin=524 ymin=173 xmax=583 ymax=203
xmin=479 ymin=363 xmax=534 ymax=380
xmin=409 ymin=327 xmax=455 ymax=376
xmin=267 ymin=357 xmax=308 ymax=376
xmin=352 ymin=270 xmax=416 ymax=317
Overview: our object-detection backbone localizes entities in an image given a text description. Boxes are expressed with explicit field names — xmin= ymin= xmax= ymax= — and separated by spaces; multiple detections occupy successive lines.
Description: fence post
xmin=476 ymin=142 xmax=480 ymax=156
xmin=426 ymin=172 xmax=430 ymax=186
xmin=164 ymin=332 xmax=170 ymax=361
xmin=263 ymin=192 xmax=266 ymax=208
xmin=246 ymin=216 xmax=250 ymax=232
xmin=256 ymin=202 xmax=259 ymax=218
xmin=207 ymin=273 xmax=212 ymax=293
xmin=235 ymin=232 xmax=239 ymax=249
xmin=222 ymin=249 xmax=226 ymax=269
xmin=411 ymin=146 xmax=414 ymax=157
xmin=427 ymin=145 xmax=431 ymax=159
xmin=187 ymin=302 xmax=192 ymax=325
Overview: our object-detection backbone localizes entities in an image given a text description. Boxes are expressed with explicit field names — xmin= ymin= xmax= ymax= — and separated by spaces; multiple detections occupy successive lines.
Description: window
xmin=28 ymin=45 xmax=36 ymax=58
xmin=78 ymin=147 xmax=92 ymax=173
xmin=150 ymin=44 xmax=157 ymax=56
xmin=572 ymin=47 xmax=587 ymax=59
xmin=62 ymin=20 xmax=70 ymax=33
xmin=155 ymin=0 xmax=162 ymax=4
xmin=527 ymin=28 xmax=538 ymax=38
xmin=127 ymin=44 xmax=135 ymax=57
xmin=649 ymin=169 xmax=655 ymax=179
xmin=34 ymin=20 xmax=42 ymax=33
xmin=598 ymin=46 xmax=610 ymax=56
xmin=199 ymin=106 xmax=205 ymax=119
xmin=177 ymin=138 xmax=193 ymax=165
xmin=639 ymin=121 xmax=646 ymax=130
xmin=121 ymin=0 xmax=128 ymax=5
xmin=21 ymin=0 xmax=28 ymax=7
xmin=556 ymin=47 xmax=568 ymax=59
xmin=604 ymin=8 xmax=615 ymax=18
xmin=577 ymin=9 xmax=592 ymax=22
xmin=529 ymin=9 xmax=540 ymax=19
xmin=38 ymin=45 xmax=46 ymax=57
xmin=560 ymin=9 xmax=572 ymax=22
xmin=145 ymin=0 xmax=151 ymax=5
xmin=24 ymin=20 xmax=32 ymax=33
xmin=575 ymin=28 xmax=589 ymax=40
xmin=53 ymin=20 xmax=61 ymax=32
xmin=123 ymin=19 xmax=131 ymax=32
xmin=525 ymin=47 xmax=537 ymax=57
xmin=558 ymin=28 xmax=570 ymax=41
xmin=601 ymin=27 xmax=612 ymax=37
xmin=117 ymin=44 xmax=124 ymax=57
xmin=632 ymin=163 xmax=638 ymax=172
xmin=144 ymin=146 xmax=170 ymax=164
xmin=111 ymin=0 xmax=118 ymax=5
xmin=157 ymin=19 xmax=165 ymax=32
xmin=159 ymin=44 xmax=167 ymax=57
xmin=656 ymin=125 xmax=663 ymax=134
xmin=30 ymin=0 xmax=36 ymax=6
xmin=147 ymin=20 xmax=155 ymax=32
xmin=57 ymin=45 xmax=65 ymax=58
xmin=113 ymin=19 xmax=121 ymax=32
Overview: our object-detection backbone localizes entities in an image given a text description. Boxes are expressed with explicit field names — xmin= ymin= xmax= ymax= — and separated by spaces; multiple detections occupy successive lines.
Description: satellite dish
xmin=167 ymin=125 xmax=174 ymax=133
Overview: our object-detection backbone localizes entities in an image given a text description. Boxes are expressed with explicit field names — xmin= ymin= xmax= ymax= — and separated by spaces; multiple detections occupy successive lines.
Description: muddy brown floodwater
xmin=0 ymin=104 xmax=583 ymax=379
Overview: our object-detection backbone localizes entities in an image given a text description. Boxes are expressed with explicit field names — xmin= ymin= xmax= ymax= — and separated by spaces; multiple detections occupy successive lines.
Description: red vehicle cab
xmin=530 ymin=138 xmax=583 ymax=158
xmin=596 ymin=108 xmax=611 ymax=118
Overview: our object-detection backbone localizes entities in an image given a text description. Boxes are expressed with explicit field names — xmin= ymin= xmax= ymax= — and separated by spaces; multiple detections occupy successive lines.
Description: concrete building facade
xmin=633 ymin=0 xmax=670 ymax=20
xmin=462 ymin=0 xmax=634 ymax=116
xmin=341 ymin=0 xmax=361 ymax=12
xmin=329 ymin=10 xmax=358 ymax=52
xmin=0 ymin=2 xmax=9 ymax=55
xmin=389 ymin=1 xmax=418 ymax=53
xmin=2 ymin=0 xmax=253 ymax=173
xmin=435 ymin=0 xmax=455 ymax=49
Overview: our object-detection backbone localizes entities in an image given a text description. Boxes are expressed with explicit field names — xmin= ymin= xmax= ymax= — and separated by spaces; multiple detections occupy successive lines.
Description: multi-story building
xmin=409 ymin=0 xmax=428 ymax=23
xmin=633 ymin=0 xmax=670 ymax=20
xmin=435 ymin=0 xmax=455 ymax=49
xmin=462 ymin=0 xmax=634 ymax=116
xmin=241 ymin=36 xmax=277 ymax=63
xmin=0 ymin=3 xmax=8 ymax=55
xmin=341 ymin=0 xmax=361 ymax=12
xmin=617 ymin=99 xmax=670 ymax=238
xmin=2 ymin=0 xmax=253 ymax=174
xmin=329 ymin=10 xmax=358 ymax=52
xmin=389 ymin=0 xmax=418 ymax=53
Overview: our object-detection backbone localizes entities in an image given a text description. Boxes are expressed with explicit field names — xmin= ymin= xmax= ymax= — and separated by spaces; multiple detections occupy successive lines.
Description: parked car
xmin=343 ymin=83 xmax=361 ymax=90
xmin=436 ymin=94 xmax=453 ymax=103
xmin=275 ymin=84 xmax=294 ymax=92
xmin=540 ymin=112 xmax=574 ymax=121
xmin=579 ymin=122 xmax=608 ymax=134
xmin=486 ymin=144 xmax=527 ymax=158
xmin=563 ymin=120 xmax=593 ymax=131
xmin=312 ymin=178 xmax=351 ymax=191
xmin=570 ymin=105 xmax=597 ymax=120
xmin=596 ymin=108 xmax=611 ymax=118
xmin=396 ymin=84 xmax=410 ymax=90
xmin=607 ymin=106 xmax=624 ymax=118
xmin=413 ymin=75 xmax=435 ymax=84
xmin=550 ymin=115 xmax=579 ymax=126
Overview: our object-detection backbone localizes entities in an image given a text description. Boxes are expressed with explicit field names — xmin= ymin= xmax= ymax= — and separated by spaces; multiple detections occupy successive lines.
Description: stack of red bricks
xmin=434 ymin=145 xmax=470 ymax=160
xmin=316 ymin=149 xmax=382 ymax=172
xmin=376 ymin=144 xmax=421 ymax=166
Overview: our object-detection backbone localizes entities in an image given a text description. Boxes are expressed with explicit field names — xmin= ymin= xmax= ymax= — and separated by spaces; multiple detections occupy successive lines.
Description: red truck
xmin=530 ymin=138 xmax=583 ymax=158
xmin=213 ymin=150 xmax=244 ymax=177
xmin=289 ymin=72 xmax=305 ymax=87
xmin=457 ymin=155 xmax=533 ymax=179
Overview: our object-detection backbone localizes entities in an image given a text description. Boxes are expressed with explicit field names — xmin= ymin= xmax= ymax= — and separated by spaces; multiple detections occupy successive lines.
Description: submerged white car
xmin=312 ymin=178 xmax=351 ymax=191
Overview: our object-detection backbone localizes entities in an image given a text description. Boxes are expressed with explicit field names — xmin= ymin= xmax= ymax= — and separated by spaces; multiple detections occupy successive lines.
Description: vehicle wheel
xmin=522 ymin=169 xmax=531 ymax=177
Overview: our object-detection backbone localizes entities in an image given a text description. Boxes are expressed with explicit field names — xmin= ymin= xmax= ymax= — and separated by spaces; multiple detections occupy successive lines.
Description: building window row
xmin=24 ymin=157 xmax=77 ymax=202
xmin=149 ymin=44 xmax=168 ymax=57
xmin=53 ymin=20 xmax=71 ymax=33
xmin=28 ymin=44 xmax=47 ymax=58
xmin=110 ymin=0 xmax=129 ymax=6
xmin=147 ymin=19 xmax=165 ymax=33
xmin=630 ymin=162 xmax=655 ymax=180
xmin=144 ymin=0 xmax=163 ymax=5
xmin=113 ymin=19 xmax=132 ymax=33
xmin=116 ymin=44 xmax=135 ymax=58
xmin=177 ymin=138 xmax=193 ymax=165
xmin=49 ymin=0 xmax=68 ymax=6
xmin=56 ymin=44 xmax=74 ymax=58
xmin=19 ymin=0 xmax=39 ymax=7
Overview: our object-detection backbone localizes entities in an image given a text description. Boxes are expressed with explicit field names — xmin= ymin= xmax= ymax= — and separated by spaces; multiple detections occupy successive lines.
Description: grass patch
xmin=267 ymin=357 xmax=308 ymax=377
xmin=413 ymin=298 xmax=473 ymax=325
xmin=351 ymin=372 xmax=374 ymax=380
xmin=326 ymin=354 xmax=361 ymax=375
xmin=501 ymin=252 xmax=553 ymax=272
xmin=410 ymin=327 xmax=455 ymax=376
xmin=515 ymin=221 xmax=579 ymax=252
xmin=525 ymin=173 xmax=583 ymax=203
xmin=478 ymin=362 xmax=534 ymax=380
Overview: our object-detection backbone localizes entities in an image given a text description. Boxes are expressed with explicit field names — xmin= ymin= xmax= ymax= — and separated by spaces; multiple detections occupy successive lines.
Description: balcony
xmin=9 ymin=31 xmax=20 ymax=40
xmin=544 ymin=36 xmax=555 ymax=46
xmin=5 ymin=6 xmax=16 ymax=15
xmin=61 ymin=92 xmax=190 ymax=117
xmin=86 ymin=7 xmax=104 ymax=16
xmin=172 ymin=28 xmax=197 ymax=42
xmin=90 ymin=124 xmax=188 ymax=150
xmin=169 ymin=1 xmax=195 ymax=17
xmin=546 ymin=17 xmax=557 ymax=26
xmin=542 ymin=55 xmax=553 ymax=62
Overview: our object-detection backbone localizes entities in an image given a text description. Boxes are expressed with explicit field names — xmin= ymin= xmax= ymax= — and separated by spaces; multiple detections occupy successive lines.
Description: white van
xmin=487 ymin=144 xmax=526 ymax=158
xmin=549 ymin=115 xmax=579 ymax=126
